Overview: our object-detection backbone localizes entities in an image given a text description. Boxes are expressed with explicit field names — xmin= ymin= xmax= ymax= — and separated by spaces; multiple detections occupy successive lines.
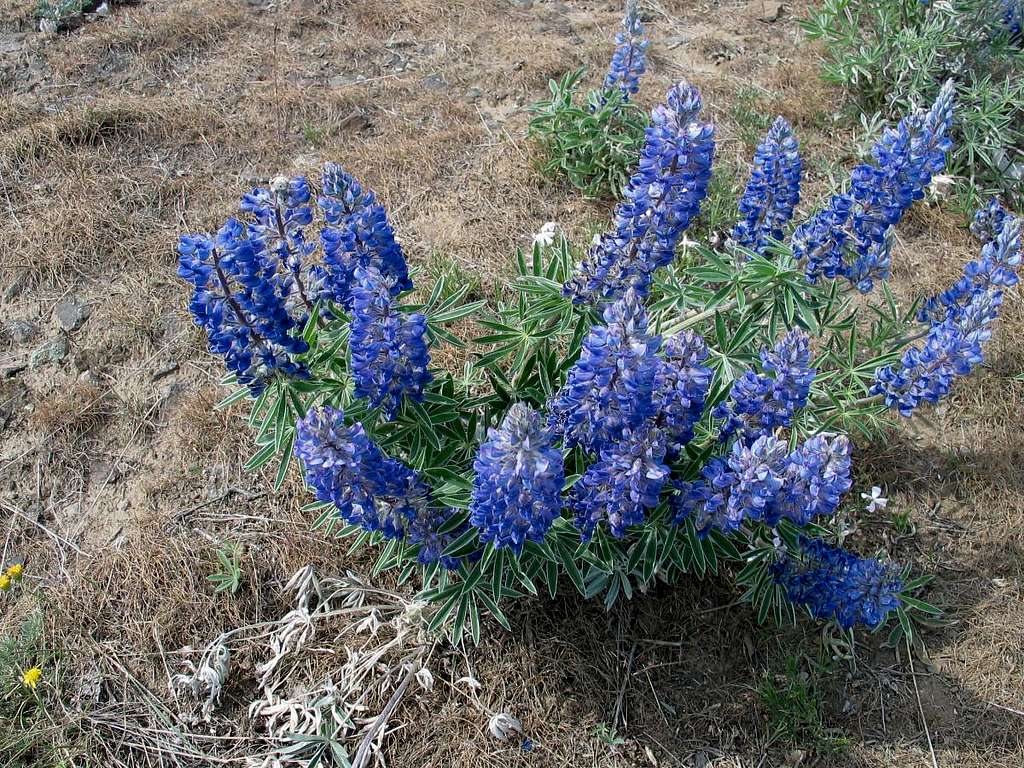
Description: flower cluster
xmin=730 ymin=116 xmax=803 ymax=255
xmin=315 ymin=163 xmax=412 ymax=308
xmin=571 ymin=424 xmax=668 ymax=540
xmin=470 ymin=404 xmax=565 ymax=554
xmin=548 ymin=291 xmax=712 ymax=538
xmin=602 ymin=2 xmax=648 ymax=99
xmin=178 ymin=221 xmax=310 ymax=396
xmin=548 ymin=290 xmax=663 ymax=451
xmin=563 ymin=81 xmax=715 ymax=304
xmin=713 ymin=330 xmax=816 ymax=442
xmin=672 ymin=434 xmax=851 ymax=535
xmin=295 ymin=406 xmax=459 ymax=567
xmin=179 ymin=165 xmax=416 ymax=397
xmin=349 ymin=266 xmax=432 ymax=417
xmin=773 ymin=537 xmax=903 ymax=629
xmin=0 ymin=562 xmax=24 ymax=592
xmin=792 ymin=80 xmax=955 ymax=292
xmin=873 ymin=211 xmax=1021 ymax=415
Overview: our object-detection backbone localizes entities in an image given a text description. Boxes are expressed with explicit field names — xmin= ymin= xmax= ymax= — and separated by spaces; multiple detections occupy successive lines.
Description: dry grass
xmin=0 ymin=0 xmax=1023 ymax=766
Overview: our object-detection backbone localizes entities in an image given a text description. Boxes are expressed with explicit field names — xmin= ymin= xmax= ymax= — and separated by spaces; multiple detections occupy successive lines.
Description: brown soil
xmin=1 ymin=0 xmax=1022 ymax=766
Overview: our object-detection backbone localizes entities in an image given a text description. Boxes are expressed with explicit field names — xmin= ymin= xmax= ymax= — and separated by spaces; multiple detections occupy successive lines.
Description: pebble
xmin=30 ymin=335 xmax=69 ymax=369
xmin=8 ymin=320 xmax=38 ymax=344
xmin=3 ymin=271 xmax=28 ymax=302
xmin=423 ymin=74 xmax=448 ymax=91
xmin=55 ymin=296 xmax=89 ymax=331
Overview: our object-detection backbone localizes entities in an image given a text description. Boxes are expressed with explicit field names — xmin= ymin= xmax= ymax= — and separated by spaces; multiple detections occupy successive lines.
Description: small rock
xmin=8 ymin=320 xmax=38 ymax=344
xmin=30 ymin=335 xmax=69 ymax=369
xmin=328 ymin=73 xmax=361 ymax=88
xmin=759 ymin=1 xmax=784 ymax=22
xmin=78 ymin=369 xmax=101 ymax=387
xmin=422 ymin=74 xmax=448 ymax=91
xmin=3 ymin=271 xmax=29 ymax=302
xmin=55 ymin=296 xmax=89 ymax=331
xmin=94 ymin=1 xmax=110 ymax=17
xmin=509 ymin=0 xmax=533 ymax=7
xmin=464 ymin=87 xmax=483 ymax=104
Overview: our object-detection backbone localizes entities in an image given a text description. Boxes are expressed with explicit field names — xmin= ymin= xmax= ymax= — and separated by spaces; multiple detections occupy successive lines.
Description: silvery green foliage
xmin=802 ymin=0 xmax=1024 ymax=201
xmin=178 ymin=79 xmax=1021 ymax=650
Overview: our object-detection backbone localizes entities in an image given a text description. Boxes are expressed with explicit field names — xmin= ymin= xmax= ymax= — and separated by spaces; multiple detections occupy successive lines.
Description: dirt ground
xmin=1 ymin=0 xmax=1022 ymax=766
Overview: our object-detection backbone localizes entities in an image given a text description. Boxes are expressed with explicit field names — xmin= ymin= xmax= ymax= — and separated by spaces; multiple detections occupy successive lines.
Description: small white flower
xmin=488 ymin=712 xmax=523 ymax=741
xmin=861 ymin=486 xmax=887 ymax=513
xmin=927 ymin=173 xmax=955 ymax=200
xmin=532 ymin=222 xmax=559 ymax=248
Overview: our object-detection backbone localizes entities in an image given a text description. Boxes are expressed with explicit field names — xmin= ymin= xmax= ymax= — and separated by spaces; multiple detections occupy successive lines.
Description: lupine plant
xmin=527 ymin=2 xmax=651 ymax=198
xmin=802 ymin=0 xmax=1024 ymax=203
xmin=179 ymin=75 xmax=1020 ymax=651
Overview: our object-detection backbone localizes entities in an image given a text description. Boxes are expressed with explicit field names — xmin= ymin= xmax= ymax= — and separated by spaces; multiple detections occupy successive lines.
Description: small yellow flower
xmin=0 ymin=574 xmax=10 ymax=592
xmin=5 ymin=563 xmax=23 ymax=581
xmin=22 ymin=667 xmax=42 ymax=690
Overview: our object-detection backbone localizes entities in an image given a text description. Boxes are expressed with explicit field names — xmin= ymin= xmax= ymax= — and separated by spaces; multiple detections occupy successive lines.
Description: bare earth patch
xmin=1 ymin=1 xmax=1022 ymax=766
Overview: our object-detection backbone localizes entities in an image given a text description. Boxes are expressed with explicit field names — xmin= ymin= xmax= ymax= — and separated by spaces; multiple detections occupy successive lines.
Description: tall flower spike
xmin=773 ymin=537 xmax=903 ymax=629
xmin=713 ymin=329 xmax=815 ymax=442
xmin=571 ymin=424 xmax=669 ymax=541
xmin=918 ymin=204 xmax=1019 ymax=325
xmin=178 ymin=220 xmax=309 ymax=396
xmin=548 ymin=289 xmax=662 ymax=452
xmin=655 ymin=331 xmax=713 ymax=456
xmin=792 ymin=81 xmax=955 ymax=292
xmin=874 ymin=214 xmax=1020 ymax=415
xmin=295 ymin=406 xmax=419 ymax=538
xmin=563 ymin=81 xmax=715 ymax=304
xmin=314 ymin=163 xmax=412 ymax=308
xmin=470 ymin=403 xmax=566 ymax=554
xmin=602 ymin=1 xmax=649 ymax=99
xmin=731 ymin=116 xmax=803 ymax=255
xmin=349 ymin=266 xmax=432 ymax=418
xmin=774 ymin=435 xmax=852 ymax=526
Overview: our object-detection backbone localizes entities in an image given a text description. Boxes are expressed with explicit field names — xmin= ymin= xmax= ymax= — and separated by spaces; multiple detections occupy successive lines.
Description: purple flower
xmin=731 ymin=116 xmax=803 ymax=255
xmin=571 ymin=424 xmax=669 ymax=540
xmin=773 ymin=537 xmax=903 ymax=629
xmin=602 ymin=2 xmax=649 ymax=99
xmin=470 ymin=404 xmax=565 ymax=554
xmin=349 ymin=266 xmax=432 ymax=417
xmin=564 ymin=81 xmax=715 ymax=304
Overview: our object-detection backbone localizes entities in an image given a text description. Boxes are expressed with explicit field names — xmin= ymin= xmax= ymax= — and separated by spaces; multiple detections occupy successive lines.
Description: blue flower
xmin=655 ymin=330 xmax=713 ymax=455
xmin=295 ymin=405 xmax=420 ymax=538
xmin=314 ymin=163 xmax=412 ymax=308
xmin=918 ymin=204 xmax=1019 ymax=324
xmin=731 ymin=116 xmax=803 ymax=255
xmin=548 ymin=289 xmax=662 ymax=452
xmin=773 ymin=537 xmax=903 ymax=629
xmin=713 ymin=330 xmax=815 ymax=442
xmin=774 ymin=435 xmax=852 ymax=526
xmin=792 ymin=81 xmax=955 ymax=292
xmin=178 ymin=219 xmax=309 ymax=395
xmin=873 ymin=288 xmax=1003 ymax=415
xmin=470 ymin=403 xmax=565 ymax=554
xmin=349 ymin=266 xmax=432 ymax=417
xmin=672 ymin=433 xmax=851 ymax=534
xmin=874 ymin=213 xmax=1020 ymax=415
xmin=602 ymin=3 xmax=649 ymax=98
xmin=295 ymin=406 xmax=464 ymax=569
xmin=571 ymin=424 xmax=669 ymax=540
xmin=564 ymin=81 xmax=715 ymax=304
